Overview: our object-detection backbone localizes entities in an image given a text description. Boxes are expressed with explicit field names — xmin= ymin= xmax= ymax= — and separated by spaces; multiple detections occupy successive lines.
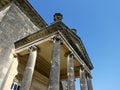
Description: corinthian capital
xmin=28 ymin=46 xmax=37 ymax=52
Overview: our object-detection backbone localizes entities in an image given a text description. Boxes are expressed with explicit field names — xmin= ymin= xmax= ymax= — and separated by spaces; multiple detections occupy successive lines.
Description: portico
xmin=13 ymin=13 xmax=93 ymax=90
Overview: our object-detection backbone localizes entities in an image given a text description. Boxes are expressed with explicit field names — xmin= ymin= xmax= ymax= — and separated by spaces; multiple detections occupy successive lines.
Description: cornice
xmin=0 ymin=0 xmax=47 ymax=28
xmin=14 ymin=0 xmax=47 ymax=28
xmin=15 ymin=25 xmax=58 ymax=48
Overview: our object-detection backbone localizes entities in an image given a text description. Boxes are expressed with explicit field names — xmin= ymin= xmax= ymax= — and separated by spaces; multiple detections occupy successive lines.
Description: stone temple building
xmin=0 ymin=0 xmax=94 ymax=90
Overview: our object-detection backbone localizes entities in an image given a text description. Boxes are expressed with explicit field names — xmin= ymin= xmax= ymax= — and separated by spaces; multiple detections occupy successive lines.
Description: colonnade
xmin=19 ymin=36 xmax=93 ymax=90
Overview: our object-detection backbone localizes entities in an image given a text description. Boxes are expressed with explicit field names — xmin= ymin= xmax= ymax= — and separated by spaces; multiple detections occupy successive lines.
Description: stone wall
xmin=0 ymin=3 xmax=39 ymax=90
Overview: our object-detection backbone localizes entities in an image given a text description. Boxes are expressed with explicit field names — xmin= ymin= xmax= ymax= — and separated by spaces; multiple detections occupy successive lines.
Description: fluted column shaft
xmin=80 ymin=67 xmax=87 ymax=90
xmin=20 ymin=46 xmax=37 ymax=90
xmin=48 ymin=36 xmax=61 ymax=90
xmin=67 ymin=53 xmax=75 ymax=90
xmin=87 ymin=75 xmax=93 ymax=90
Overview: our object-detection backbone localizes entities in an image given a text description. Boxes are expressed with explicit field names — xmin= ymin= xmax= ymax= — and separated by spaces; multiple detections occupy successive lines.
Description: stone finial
xmin=71 ymin=29 xmax=77 ymax=34
xmin=54 ymin=13 xmax=63 ymax=22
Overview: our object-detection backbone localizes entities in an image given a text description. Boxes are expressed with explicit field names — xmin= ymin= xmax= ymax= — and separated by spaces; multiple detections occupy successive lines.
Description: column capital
xmin=80 ymin=64 xmax=86 ymax=70
xmin=69 ymin=52 xmax=74 ymax=58
xmin=64 ymin=51 xmax=74 ymax=58
xmin=54 ymin=35 xmax=61 ymax=41
xmin=87 ymin=73 xmax=92 ymax=79
xmin=28 ymin=46 xmax=37 ymax=52
xmin=51 ymin=35 xmax=63 ymax=43
xmin=13 ymin=53 xmax=18 ymax=58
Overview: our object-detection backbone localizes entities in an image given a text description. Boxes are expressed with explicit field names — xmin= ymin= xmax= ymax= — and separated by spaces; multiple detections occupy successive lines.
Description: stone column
xmin=20 ymin=46 xmax=37 ymax=90
xmin=80 ymin=67 xmax=87 ymax=90
xmin=67 ymin=53 xmax=75 ymax=90
xmin=48 ymin=36 xmax=61 ymax=90
xmin=87 ymin=75 xmax=93 ymax=90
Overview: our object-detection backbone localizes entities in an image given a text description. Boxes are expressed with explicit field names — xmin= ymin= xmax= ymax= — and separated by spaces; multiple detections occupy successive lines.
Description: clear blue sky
xmin=29 ymin=0 xmax=120 ymax=90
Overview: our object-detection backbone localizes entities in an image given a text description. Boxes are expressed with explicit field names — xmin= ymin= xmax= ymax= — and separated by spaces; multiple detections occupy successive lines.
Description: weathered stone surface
xmin=0 ymin=3 xmax=39 ymax=41
xmin=0 ymin=3 xmax=39 ymax=89
xmin=1 ymin=56 xmax=18 ymax=90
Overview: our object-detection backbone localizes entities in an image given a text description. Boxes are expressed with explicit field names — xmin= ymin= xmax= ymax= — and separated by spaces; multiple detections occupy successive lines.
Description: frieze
xmin=15 ymin=26 xmax=58 ymax=48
